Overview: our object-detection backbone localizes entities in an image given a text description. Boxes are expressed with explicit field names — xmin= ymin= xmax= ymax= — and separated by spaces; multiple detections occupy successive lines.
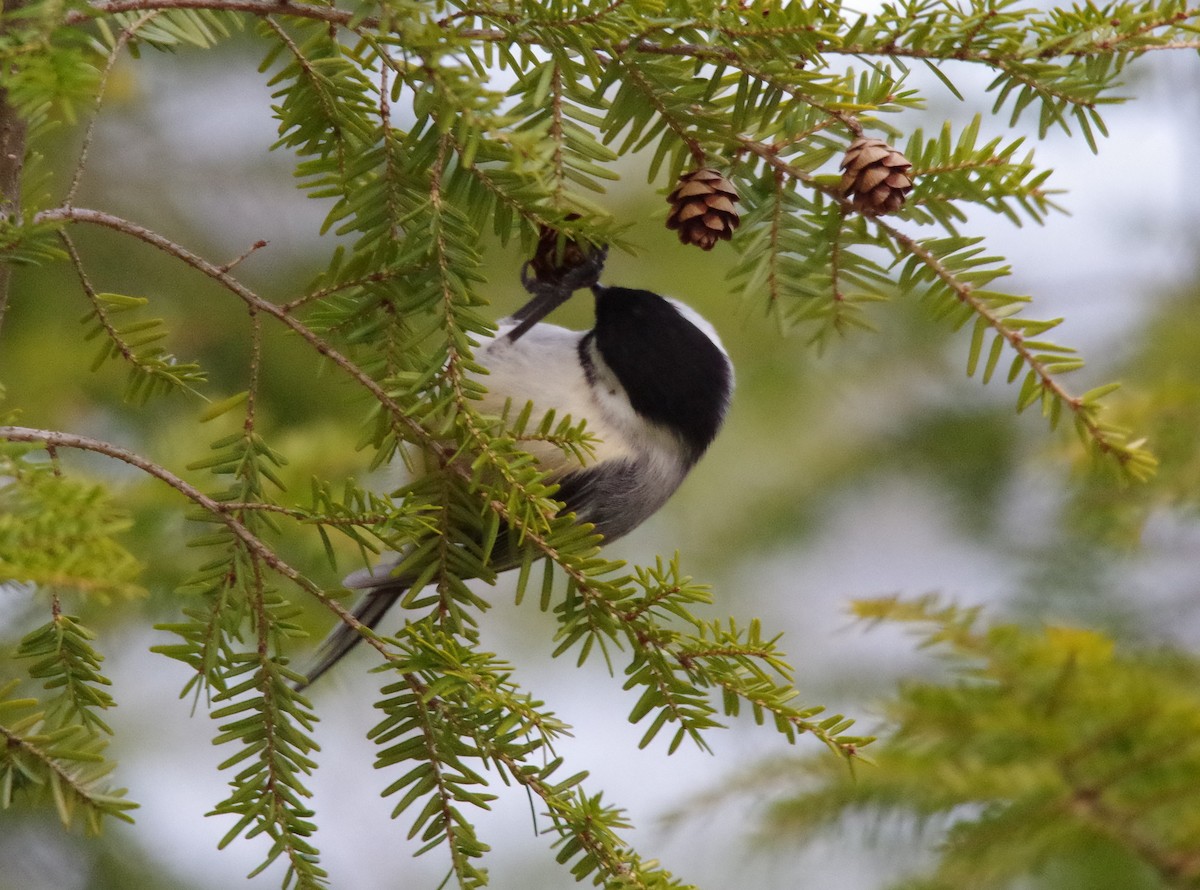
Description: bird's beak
xmin=505 ymin=285 xmax=574 ymax=342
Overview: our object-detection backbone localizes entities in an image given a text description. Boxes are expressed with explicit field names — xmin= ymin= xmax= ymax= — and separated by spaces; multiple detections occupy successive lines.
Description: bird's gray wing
xmin=295 ymin=461 xmax=633 ymax=691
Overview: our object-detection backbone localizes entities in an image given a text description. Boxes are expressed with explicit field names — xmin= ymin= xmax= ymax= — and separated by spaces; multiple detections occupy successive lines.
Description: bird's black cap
xmin=589 ymin=285 xmax=732 ymax=461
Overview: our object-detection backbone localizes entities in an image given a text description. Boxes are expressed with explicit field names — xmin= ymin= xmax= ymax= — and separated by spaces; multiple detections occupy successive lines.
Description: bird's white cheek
xmin=583 ymin=345 xmax=684 ymax=461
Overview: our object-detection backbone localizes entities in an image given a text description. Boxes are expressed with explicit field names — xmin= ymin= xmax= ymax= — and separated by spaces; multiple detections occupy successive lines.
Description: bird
xmin=295 ymin=276 xmax=734 ymax=690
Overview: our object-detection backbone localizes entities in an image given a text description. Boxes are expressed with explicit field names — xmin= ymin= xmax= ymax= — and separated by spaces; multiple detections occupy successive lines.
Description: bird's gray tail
xmin=293 ymin=558 xmax=409 ymax=691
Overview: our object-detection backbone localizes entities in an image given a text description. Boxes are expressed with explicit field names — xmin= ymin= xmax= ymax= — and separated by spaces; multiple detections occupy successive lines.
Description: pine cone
xmin=524 ymin=217 xmax=606 ymax=292
xmin=666 ymin=168 xmax=740 ymax=250
xmin=839 ymin=137 xmax=913 ymax=216
xmin=528 ymin=220 xmax=586 ymax=283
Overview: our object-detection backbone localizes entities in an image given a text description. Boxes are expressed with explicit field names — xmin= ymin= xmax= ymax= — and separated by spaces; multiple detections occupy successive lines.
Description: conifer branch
xmin=33 ymin=206 xmax=446 ymax=459
xmin=60 ymin=0 xmax=1200 ymax=62
xmin=0 ymin=426 xmax=385 ymax=656
xmin=18 ymin=612 xmax=117 ymax=735
xmin=744 ymin=597 xmax=1200 ymax=886
xmin=879 ymin=221 xmax=1154 ymax=476
xmin=6 ymin=0 xmax=1188 ymax=882
xmin=0 ymin=720 xmax=136 ymax=829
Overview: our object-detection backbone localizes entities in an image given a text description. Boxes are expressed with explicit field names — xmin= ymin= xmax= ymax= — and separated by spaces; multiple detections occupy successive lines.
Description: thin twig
xmin=34 ymin=205 xmax=444 ymax=460
xmin=62 ymin=0 xmax=1200 ymax=60
xmin=0 ymin=0 xmax=29 ymax=337
xmin=66 ymin=11 xmax=159 ymax=205
xmin=0 ymin=425 xmax=389 ymax=658
xmin=244 ymin=305 xmax=262 ymax=433
xmin=60 ymin=230 xmax=134 ymax=362
xmin=218 ymin=239 xmax=268 ymax=273
xmin=222 ymin=501 xmax=393 ymax=525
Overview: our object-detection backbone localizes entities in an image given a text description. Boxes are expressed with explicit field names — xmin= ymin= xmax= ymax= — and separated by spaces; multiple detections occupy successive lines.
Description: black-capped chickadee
xmin=297 ymin=274 xmax=734 ymax=689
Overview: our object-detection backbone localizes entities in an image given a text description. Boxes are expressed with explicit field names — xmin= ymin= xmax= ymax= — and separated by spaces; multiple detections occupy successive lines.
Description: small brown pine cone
xmin=839 ymin=137 xmax=913 ymax=216
xmin=666 ymin=168 xmax=740 ymax=250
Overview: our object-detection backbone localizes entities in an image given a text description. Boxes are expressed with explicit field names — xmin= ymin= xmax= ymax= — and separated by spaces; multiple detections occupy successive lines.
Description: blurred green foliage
xmin=729 ymin=595 xmax=1200 ymax=890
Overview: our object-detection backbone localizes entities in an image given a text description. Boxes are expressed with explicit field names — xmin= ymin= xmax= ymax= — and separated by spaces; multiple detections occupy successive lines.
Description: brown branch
xmin=876 ymin=221 xmax=1130 ymax=459
xmin=65 ymin=0 xmax=372 ymax=28
xmin=0 ymin=425 xmax=388 ymax=658
xmin=0 ymin=0 xmax=29 ymax=337
xmin=280 ymin=265 xmax=418 ymax=315
xmin=61 ymin=0 xmax=1200 ymax=62
xmin=33 ymin=205 xmax=444 ymax=460
xmin=60 ymin=0 xmax=1200 ymax=69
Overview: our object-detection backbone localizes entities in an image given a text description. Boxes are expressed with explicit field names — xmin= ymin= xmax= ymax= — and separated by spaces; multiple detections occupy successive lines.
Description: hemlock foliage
xmin=718 ymin=596 xmax=1200 ymax=889
xmin=0 ymin=0 xmax=1195 ymax=886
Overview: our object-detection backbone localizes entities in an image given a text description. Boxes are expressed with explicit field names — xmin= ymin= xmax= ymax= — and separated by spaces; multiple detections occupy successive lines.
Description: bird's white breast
xmin=473 ymin=321 xmax=685 ymax=479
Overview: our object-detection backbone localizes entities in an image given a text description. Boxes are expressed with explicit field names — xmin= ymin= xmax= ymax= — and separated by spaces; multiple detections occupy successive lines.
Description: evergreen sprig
xmin=155 ymin=421 xmax=326 ymax=886
xmin=0 ymin=445 xmax=144 ymax=599
xmin=369 ymin=627 xmax=530 ymax=888
xmin=903 ymin=116 xmax=1062 ymax=229
xmin=2 ymin=610 xmax=134 ymax=832
xmin=368 ymin=620 xmax=693 ymax=889
xmin=78 ymin=289 xmax=208 ymax=404
xmin=733 ymin=595 xmax=1200 ymax=889
xmin=208 ymin=646 xmax=324 ymax=890
xmin=0 ymin=216 xmax=66 ymax=265
xmin=17 ymin=611 xmax=117 ymax=735
xmin=0 ymin=673 xmax=136 ymax=833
